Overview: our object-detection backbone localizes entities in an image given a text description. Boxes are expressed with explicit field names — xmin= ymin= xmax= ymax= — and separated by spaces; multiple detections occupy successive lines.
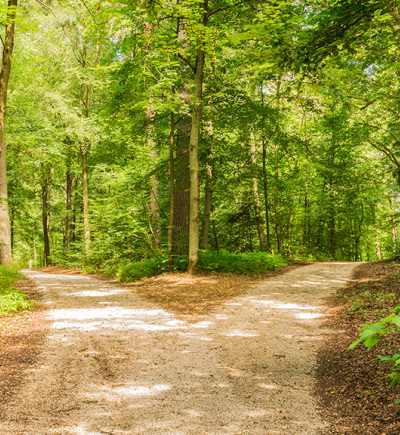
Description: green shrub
xmin=0 ymin=266 xmax=33 ymax=316
xmin=117 ymin=251 xmax=286 ymax=282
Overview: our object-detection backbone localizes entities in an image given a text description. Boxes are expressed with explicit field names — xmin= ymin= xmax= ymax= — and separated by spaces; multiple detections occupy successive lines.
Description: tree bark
xmin=173 ymin=93 xmax=190 ymax=256
xmin=73 ymin=176 xmax=78 ymax=243
xmin=148 ymin=106 xmax=160 ymax=247
xmin=328 ymin=178 xmax=335 ymax=258
xmin=188 ymin=45 xmax=205 ymax=274
xmin=262 ymin=137 xmax=272 ymax=253
xmin=389 ymin=196 xmax=397 ymax=252
xmin=41 ymin=165 xmax=51 ymax=267
xmin=82 ymin=149 xmax=90 ymax=252
xmin=250 ymin=129 xmax=266 ymax=251
xmin=0 ymin=0 xmax=18 ymax=265
xmin=201 ymin=158 xmax=212 ymax=250
xmin=188 ymin=0 xmax=208 ymax=274
xmin=65 ymin=149 xmax=73 ymax=249
xmin=168 ymin=110 xmax=175 ymax=268
xmin=211 ymin=202 xmax=219 ymax=250
xmin=274 ymin=80 xmax=282 ymax=253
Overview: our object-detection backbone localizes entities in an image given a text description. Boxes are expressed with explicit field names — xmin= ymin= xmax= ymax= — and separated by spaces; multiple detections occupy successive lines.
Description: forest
xmin=0 ymin=0 xmax=397 ymax=274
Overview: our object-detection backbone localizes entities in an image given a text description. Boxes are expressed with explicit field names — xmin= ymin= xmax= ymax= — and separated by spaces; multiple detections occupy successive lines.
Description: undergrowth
xmin=111 ymin=251 xmax=286 ymax=282
xmin=0 ymin=266 xmax=33 ymax=316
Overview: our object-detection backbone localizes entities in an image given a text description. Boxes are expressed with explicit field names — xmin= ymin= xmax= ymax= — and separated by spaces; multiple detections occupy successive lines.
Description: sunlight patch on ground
xmin=49 ymin=307 xmax=186 ymax=331
xmin=225 ymin=367 xmax=249 ymax=377
xmin=51 ymin=307 xmax=171 ymax=320
xmin=184 ymin=409 xmax=203 ymax=417
xmin=70 ymin=289 xmax=129 ymax=297
xmin=252 ymin=300 xmax=318 ymax=311
xmin=23 ymin=272 xmax=89 ymax=280
xmin=115 ymin=384 xmax=170 ymax=397
xmin=225 ymin=330 xmax=258 ymax=337
xmin=295 ymin=312 xmax=322 ymax=320
xmin=192 ymin=321 xmax=214 ymax=328
xmin=291 ymin=282 xmax=323 ymax=287
xmin=258 ymin=383 xmax=279 ymax=390
xmin=246 ymin=409 xmax=274 ymax=417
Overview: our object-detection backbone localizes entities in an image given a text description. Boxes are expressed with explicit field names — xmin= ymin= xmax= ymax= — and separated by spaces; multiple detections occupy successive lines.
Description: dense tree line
xmin=0 ymin=0 xmax=399 ymax=272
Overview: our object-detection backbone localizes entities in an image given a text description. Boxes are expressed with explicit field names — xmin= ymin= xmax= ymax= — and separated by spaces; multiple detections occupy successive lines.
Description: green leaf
xmin=364 ymin=335 xmax=381 ymax=348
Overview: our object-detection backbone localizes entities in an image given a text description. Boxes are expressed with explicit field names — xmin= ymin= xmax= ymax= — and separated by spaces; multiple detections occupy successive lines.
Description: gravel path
xmin=0 ymin=262 xmax=357 ymax=435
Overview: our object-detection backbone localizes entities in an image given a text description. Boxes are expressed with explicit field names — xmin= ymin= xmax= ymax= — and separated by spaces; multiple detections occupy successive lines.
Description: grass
xmin=0 ymin=266 xmax=33 ymax=317
xmin=114 ymin=251 xmax=287 ymax=282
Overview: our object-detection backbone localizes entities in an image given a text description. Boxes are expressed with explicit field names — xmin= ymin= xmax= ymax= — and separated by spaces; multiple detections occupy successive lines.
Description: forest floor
xmin=316 ymin=260 xmax=400 ymax=435
xmin=0 ymin=262 xmax=358 ymax=434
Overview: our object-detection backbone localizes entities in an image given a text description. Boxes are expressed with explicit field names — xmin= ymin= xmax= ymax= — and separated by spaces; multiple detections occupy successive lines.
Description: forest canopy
xmin=0 ymin=0 xmax=398 ymax=273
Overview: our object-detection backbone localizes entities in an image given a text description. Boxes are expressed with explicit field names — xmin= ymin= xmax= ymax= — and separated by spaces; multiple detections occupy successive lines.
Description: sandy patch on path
xmin=0 ymin=262 xmax=357 ymax=435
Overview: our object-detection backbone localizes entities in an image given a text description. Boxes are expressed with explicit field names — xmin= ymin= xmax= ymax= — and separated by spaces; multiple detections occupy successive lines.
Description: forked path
xmin=0 ymin=262 xmax=357 ymax=435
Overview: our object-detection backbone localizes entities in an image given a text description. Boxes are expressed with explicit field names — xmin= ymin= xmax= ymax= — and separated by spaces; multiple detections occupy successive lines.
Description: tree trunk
xmin=148 ymin=106 xmax=160 ymax=247
xmin=250 ymin=129 xmax=266 ymax=251
xmin=303 ymin=189 xmax=308 ymax=246
xmin=41 ymin=165 xmax=51 ymax=267
xmin=82 ymin=150 xmax=90 ymax=252
xmin=0 ymin=0 xmax=18 ymax=265
xmin=274 ymin=80 xmax=282 ymax=253
xmin=173 ymin=94 xmax=190 ymax=256
xmin=0 ymin=140 xmax=11 ymax=265
xmin=374 ymin=225 xmax=382 ymax=260
xmin=211 ymin=202 xmax=219 ymax=250
xmin=65 ymin=151 xmax=73 ymax=249
xmin=73 ymin=176 xmax=78 ymax=243
xmin=201 ymin=158 xmax=212 ymax=250
xmin=389 ymin=196 xmax=397 ymax=252
xmin=328 ymin=178 xmax=335 ymax=258
xmin=188 ymin=42 xmax=206 ymax=274
xmin=262 ymin=137 xmax=272 ymax=253
xmin=168 ymin=111 xmax=175 ymax=268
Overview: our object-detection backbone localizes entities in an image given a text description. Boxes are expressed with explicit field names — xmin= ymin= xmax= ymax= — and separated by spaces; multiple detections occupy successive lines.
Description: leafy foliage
xmin=0 ymin=267 xmax=33 ymax=316
xmin=117 ymin=252 xmax=286 ymax=282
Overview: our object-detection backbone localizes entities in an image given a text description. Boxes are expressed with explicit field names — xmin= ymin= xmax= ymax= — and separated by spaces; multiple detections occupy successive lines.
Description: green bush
xmin=350 ymin=304 xmax=400 ymax=404
xmin=0 ymin=266 xmax=33 ymax=316
xmin=117 ymin=251 xmax=286 ymax=282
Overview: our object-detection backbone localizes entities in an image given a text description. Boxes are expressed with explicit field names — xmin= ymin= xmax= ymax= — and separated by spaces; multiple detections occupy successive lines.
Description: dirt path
xmin=0 ymin=262 xmax=357 ymax=435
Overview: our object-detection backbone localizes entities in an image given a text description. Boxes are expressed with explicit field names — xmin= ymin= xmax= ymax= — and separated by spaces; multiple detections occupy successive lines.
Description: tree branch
xmin=178 ymin=53 xmax=195 ymax=72
xmin=80 ymin=0 xmax=100 ymax=32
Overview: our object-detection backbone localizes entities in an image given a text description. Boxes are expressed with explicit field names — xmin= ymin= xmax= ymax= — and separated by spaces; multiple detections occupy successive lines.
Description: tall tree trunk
xmin=172 ymin=7 xmax=190 ymax=256
xmin=211 ymin=202 xmax=219 ymax=250
xmin=328 ymin=178 xmax=335 ymax=258
xmin=41 ymin=165 xmax=51 ymax=267
xmin=260 ymin=82 xmax=272 ymax=252
xmin=201 ymin=157 xmax=212 ymax=250
xmin=81 ymin=42 xmax=91 ymax=252
xmin=303 ymin=188 xmax=308 ymax=246
xmin=168 ymin=111 xmax=175 ymax=268
xmin=148 ymin=106 xmax=160 ymax=247
xmin=389 ymin=196 xmax=397 ymax=252
xmin=262 ymin=137 xmax=272 ymax=253
xmin=374 ymin=225 xmax=382 ymax=260
xmin=73 ymin=176 xmax=78 ymax=243
xmin=173 ymin=93 xmax=190 ymax=256
xmin=0 ymin=0 xmax=18 ymax=265
xmin=82 ymin=149 xmax=90 ymax=252
xmin=274 ymin=79 xmax=282 ymax=253
xmin=250 ymin=129 xmax=266 ymax=251
xmin=65 ymin=150 xmax=73 ymax=249
xmin=188 ymin=39 xmax=206 ymax=274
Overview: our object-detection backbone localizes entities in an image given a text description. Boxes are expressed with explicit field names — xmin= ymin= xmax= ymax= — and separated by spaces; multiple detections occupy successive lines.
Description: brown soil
xmin=316 ymin=260 xmax=400 ymax=434
xmin=0 ymin=278 xmax=47 ymax=409
xmin=35 ymin=263 xmax=307 ymax=318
